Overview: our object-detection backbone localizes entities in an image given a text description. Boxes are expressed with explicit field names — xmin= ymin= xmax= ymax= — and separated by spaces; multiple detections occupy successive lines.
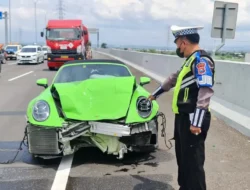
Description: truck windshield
xmin=46 ymin=28 xmax=81 ymax=40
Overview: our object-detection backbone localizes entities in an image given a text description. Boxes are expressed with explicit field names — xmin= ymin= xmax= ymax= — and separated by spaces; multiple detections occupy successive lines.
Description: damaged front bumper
xmin=26 ymin=119 xmax=159 ymax=160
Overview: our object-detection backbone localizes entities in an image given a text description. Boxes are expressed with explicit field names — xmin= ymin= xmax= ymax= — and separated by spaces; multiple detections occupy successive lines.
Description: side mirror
xmin=139 ymin=77 xmax=151 ymax=86
xmin=36 ymin=78 xmax=48 ymax=88
xmin=40 ymin=32 xmax=44 ymax=37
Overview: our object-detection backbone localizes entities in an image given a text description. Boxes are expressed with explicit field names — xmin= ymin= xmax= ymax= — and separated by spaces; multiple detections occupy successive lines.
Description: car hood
xmin=51 ymin=76 xmax=136 ymax=121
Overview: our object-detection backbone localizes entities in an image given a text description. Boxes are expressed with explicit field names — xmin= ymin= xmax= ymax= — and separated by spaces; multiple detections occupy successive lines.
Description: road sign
xmin=211 ymin=1 xmax=238 ymax=39
xmin=88 ymin=28 xmax=99 ymax=34
xmin=0 ymin=12 xmax=2 ymax=19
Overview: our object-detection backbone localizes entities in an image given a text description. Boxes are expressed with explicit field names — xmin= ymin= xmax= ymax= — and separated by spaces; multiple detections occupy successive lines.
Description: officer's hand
xmin=190 ymin=125 xmax=201 ymax=135
xmin=148 ymin=95 xmax=155 ymax=101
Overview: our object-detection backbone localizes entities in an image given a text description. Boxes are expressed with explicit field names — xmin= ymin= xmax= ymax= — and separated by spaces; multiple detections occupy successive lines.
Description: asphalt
xmin=0 ymin=52 xmax=249 ymax=190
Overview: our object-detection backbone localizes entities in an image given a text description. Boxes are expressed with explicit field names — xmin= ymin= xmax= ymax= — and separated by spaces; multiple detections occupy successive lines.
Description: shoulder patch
xmin=196 ymin=62 xmax=206 ymax=75
xmin=194 ymin=57 xmax=213 ymax=88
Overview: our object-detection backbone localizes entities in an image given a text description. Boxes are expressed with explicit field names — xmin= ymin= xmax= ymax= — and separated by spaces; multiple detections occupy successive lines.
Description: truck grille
xmin=27 ymin=125 xmax=61 ymax=155
xmin=51 ymin=49 xmax=77 ymax=54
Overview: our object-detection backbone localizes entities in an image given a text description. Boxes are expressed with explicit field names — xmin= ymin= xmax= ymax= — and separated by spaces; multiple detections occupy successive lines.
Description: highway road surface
xmin=0 ymin=51 xmax=250 ymax=190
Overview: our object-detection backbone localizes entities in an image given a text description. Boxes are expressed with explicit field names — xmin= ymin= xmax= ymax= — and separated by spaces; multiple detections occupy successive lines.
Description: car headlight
xmin=32 ymin=100 xmax=50 ymax=121
xmin=136 ymin=96 xmax=152 ymax=118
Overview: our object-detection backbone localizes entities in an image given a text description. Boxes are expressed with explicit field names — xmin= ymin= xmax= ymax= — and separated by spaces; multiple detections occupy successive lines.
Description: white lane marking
xmin=8 ymin=71 xmax=34 ymax=81
xmin=51 ymin=154 xmax=74 ymax=190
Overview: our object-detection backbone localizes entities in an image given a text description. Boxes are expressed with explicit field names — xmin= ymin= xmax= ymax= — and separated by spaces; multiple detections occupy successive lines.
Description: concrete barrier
xmin=245 ymin=53 xmax=250 ymax=62
xmin=95 ymin=48 xmax=250 ymax=138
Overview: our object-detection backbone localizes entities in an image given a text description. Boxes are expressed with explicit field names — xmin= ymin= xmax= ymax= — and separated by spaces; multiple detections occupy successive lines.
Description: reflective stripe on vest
xmin=172 ymin=54 xmax=196 ymax=114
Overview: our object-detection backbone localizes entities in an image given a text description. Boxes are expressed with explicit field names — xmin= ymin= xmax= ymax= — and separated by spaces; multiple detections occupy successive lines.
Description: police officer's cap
xmin=171 ymin=25 xmax=204 ymax=43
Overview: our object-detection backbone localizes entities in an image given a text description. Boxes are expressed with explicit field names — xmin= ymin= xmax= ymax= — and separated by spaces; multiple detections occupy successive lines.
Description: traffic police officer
xmin=148 ymin=25 xmax=215 ymax=190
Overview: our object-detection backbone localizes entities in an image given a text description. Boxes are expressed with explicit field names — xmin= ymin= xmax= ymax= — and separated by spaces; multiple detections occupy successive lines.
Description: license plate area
xmin=61 ymin=56 xmax=69 ymax=58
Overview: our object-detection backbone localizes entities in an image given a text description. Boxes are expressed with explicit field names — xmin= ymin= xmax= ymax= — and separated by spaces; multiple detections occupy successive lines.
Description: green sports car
xmin=25 ymin=59 xmax=164 ymax=160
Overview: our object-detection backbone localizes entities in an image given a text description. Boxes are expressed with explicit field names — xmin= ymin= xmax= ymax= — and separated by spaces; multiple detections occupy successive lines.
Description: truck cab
xmin=41 ymin=20 xmax=89 ymax=70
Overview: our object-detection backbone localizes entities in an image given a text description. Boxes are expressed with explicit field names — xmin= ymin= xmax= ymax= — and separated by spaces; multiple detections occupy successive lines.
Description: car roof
xmin=64 ymin=59 xmax=126 ymax=65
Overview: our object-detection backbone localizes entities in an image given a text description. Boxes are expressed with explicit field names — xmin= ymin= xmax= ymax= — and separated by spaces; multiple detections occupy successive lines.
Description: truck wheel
xmin=49 ymin=67 xmax=54 ymax=71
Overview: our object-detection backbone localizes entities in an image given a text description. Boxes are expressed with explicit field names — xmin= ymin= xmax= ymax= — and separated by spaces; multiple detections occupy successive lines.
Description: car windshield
xmin=6 ymin=46 xmax=18 ymax=51
xmin=46 ymin=28 xmax=81 ymax=40
xmin=53 ymin=63 xmax=132 ymax=83
xmin=21 ymin=48 xmax=37 ymax=52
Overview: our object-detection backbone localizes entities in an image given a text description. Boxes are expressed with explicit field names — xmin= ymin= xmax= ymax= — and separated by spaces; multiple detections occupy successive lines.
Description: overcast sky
xmin=0 ymin=0 xmax=249 ymax=50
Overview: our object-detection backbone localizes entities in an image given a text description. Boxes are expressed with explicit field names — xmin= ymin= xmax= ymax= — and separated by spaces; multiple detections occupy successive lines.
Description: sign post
xmin=211 ymin=1 xmax=239 ymax=57
xmin=0 ymin=11 xmax=8 ymax=44
xmin=88 ymin=28 xmax=99 ymax=48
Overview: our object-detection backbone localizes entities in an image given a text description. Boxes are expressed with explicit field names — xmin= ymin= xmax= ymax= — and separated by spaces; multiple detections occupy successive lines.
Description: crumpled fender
xmin=125 ymin=85 xmax=159 ymax=124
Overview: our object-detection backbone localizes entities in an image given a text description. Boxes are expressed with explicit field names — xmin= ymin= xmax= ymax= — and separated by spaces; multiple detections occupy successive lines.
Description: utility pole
xmin=34 ymin=0 xmax=37 ymax=44
xmin=58 ymin=0 xmax=65 ymax=19
xmin=9 ymin=0 xmax=11 ymax=43
xmin=19 ymin=28 xmax=22 ymax=44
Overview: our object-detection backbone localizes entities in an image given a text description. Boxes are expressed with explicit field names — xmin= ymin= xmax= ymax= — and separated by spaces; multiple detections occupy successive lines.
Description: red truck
xmin=41 ymin=19 xmax=90 ymax=70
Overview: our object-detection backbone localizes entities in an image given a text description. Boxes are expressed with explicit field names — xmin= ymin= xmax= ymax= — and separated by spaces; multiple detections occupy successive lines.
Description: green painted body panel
xmin=125 ymin=85 xmax=159 ymax=123
xmin=53 ymin=76 xmax=136 ymax=121
xmin=26 ymin=88 xmax=65 ymax=127
xmin=26 ymin=61 xmax=160 ymax=127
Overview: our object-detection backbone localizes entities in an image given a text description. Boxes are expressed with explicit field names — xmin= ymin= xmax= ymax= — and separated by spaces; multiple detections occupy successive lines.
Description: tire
xmin=49 ymin=67 xmax=54 ymax=71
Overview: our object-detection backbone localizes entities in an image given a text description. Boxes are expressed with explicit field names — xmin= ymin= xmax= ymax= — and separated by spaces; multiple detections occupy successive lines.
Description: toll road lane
xmin=0 ymin=60 xmax=46 ymax=81
xmin=0 ymin=61 xmax=56 ymax=142
xmin=0 ymin=53 xmax=250 ymax=190
xmin=0 ymin=53 xmax=176 ymax=190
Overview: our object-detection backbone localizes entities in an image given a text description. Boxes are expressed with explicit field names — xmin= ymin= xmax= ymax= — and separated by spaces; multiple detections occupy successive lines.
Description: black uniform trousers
xmin=174 ymin=111 xmax=211 ymax=190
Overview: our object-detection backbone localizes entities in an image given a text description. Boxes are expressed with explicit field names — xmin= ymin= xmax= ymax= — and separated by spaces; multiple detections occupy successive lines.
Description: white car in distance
xmin=17 ymin=45 xmax=44 ymax=65
xmin=42 ymin=46 xmax=49 ymax=60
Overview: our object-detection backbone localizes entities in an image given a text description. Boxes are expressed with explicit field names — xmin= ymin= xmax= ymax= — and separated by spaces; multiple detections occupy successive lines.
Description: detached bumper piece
xmin=27 ymin=119 xmax=158 ymax=160
xmin=89 ymin=122 xmax=131 ymax=137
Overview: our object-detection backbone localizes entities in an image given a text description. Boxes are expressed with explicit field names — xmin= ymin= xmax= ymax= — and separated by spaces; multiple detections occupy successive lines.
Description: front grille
xmin=51 ymin=49 xmax=77 ymax=54
xmin=22 ymin=56 xmax=31 ymax=58
xmin=27 ymin=125 xmax=61 ymax=155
